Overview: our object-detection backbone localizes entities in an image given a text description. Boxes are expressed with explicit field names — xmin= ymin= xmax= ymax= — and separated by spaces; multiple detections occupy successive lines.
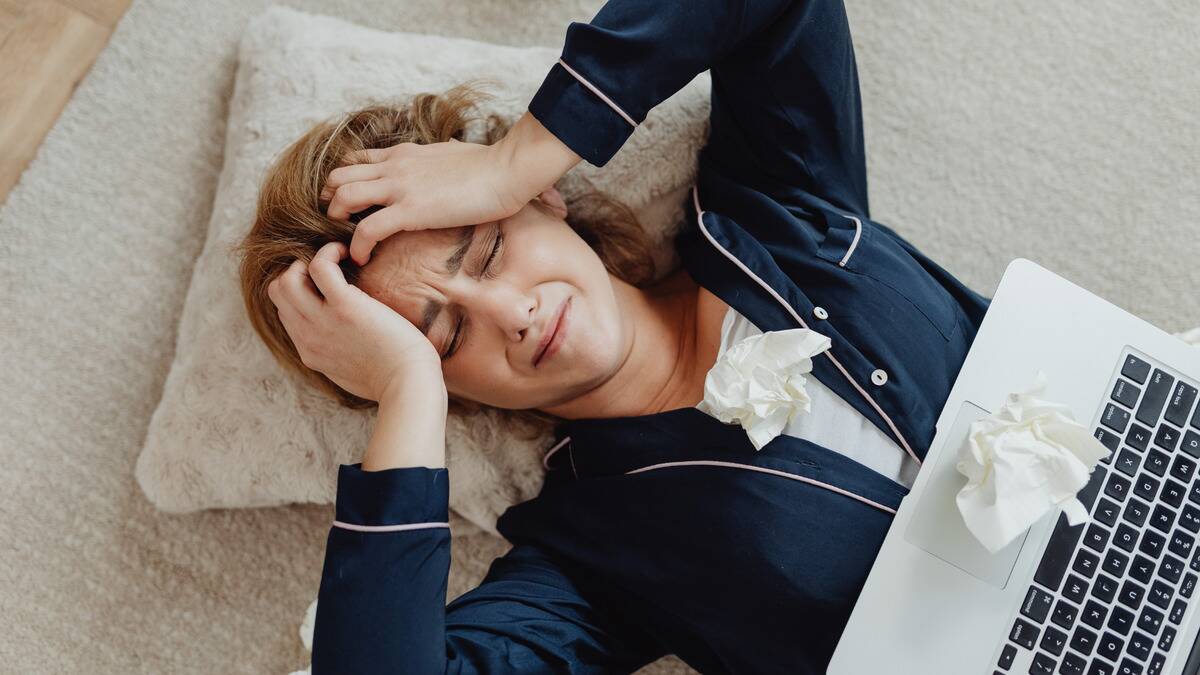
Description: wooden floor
xmin=0 ymin=0 xmax=131 ymax=205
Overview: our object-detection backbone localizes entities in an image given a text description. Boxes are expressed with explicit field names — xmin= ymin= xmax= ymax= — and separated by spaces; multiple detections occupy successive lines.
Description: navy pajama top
xmin=310 ymin=1 xmax=994 ymax=673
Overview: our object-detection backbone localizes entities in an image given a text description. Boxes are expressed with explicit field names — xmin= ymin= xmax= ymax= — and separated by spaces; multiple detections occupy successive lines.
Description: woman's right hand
xmin=267 ymin=241 xmax=445 ymax=404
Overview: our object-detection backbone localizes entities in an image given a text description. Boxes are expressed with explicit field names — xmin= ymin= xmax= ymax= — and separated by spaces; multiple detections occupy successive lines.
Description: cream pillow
xmin=135 ymin=5 xmax=711 ymax=535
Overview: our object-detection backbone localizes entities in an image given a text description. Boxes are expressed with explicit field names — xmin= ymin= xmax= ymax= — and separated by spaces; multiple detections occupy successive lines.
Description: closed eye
xmin=444 ymin=226 xmax=504 ymax=359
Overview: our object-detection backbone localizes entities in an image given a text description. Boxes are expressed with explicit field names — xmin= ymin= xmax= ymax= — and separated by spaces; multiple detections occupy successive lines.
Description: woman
xmin=242 ymin=0 xmax=992 ymax=672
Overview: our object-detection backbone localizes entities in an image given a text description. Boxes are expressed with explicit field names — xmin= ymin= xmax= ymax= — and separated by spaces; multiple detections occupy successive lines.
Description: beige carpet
xmin=1 ymin=1 xmax=1196 ymax=673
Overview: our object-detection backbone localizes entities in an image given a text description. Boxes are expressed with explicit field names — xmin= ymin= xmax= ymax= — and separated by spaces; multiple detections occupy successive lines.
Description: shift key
xmin=1137 ymin=369 xmax=1175 ymax=427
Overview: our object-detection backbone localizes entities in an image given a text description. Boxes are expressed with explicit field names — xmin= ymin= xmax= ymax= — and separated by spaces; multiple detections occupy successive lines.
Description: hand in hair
xmin=266 ymin=240 xmax=445 ymax=405
xmin=321 ymin=110 xmax=581 ymax=266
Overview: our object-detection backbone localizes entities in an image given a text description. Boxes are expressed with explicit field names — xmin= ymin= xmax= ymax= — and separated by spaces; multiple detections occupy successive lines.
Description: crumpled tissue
xmin=696 ymin=327 xmax=832 ymax=450
xmin=956 ymin=370 xmax=1113 ymax=554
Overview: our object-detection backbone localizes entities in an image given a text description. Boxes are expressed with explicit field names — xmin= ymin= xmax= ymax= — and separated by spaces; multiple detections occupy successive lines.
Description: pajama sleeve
xmin=309 ymin=463 xmax=664 ymax=674
xmin=528 ymin=0 xmax=870 ymax=217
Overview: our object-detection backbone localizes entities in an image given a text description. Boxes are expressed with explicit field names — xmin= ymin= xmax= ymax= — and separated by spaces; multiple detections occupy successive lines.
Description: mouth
xmin=532 ymin=296 xmax=571 ymax=368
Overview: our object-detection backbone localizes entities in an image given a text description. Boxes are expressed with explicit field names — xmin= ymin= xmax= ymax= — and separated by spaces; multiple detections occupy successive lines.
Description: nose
xmin=467 ymin=280 xmax=536 ymax=343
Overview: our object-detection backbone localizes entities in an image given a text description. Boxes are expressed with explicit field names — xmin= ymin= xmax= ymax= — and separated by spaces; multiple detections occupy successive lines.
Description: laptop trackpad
xmin=903 ymin=400 xmax=1029 ymax=589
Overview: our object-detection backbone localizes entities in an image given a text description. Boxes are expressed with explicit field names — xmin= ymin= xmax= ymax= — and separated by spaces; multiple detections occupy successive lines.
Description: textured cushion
xmin=134 ymin=4 xmax=712 ymax=534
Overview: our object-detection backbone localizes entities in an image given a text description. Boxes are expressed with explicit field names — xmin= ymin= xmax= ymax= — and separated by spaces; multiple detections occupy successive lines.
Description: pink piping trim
xmin=332 ymin=520 xmax=449 ymax=533
xmin=626 ymin=460 xmax=897 ymax=515
xmin=839 ymin=215 xmax=863 ymax=267
xmin=690 ymin=186 xmax=922 ymax=468
xmin=556 ymin=57 xmax=638 ymax=129
xmin=542 ymin=435 xmax=572 ymax=470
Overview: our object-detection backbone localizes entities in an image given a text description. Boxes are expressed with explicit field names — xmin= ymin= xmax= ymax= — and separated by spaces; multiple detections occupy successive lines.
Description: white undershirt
xmin=699 ymin=306 xmax=920 ymax=490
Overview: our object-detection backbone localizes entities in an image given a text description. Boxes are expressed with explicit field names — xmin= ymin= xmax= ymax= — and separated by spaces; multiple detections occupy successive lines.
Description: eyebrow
xmin=419 ymin=226 xmax=476 ymax=336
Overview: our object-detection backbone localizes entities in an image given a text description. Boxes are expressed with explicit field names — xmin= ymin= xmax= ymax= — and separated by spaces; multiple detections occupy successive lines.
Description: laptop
xmin=829 ymin=257 xmax=1200 ymax=675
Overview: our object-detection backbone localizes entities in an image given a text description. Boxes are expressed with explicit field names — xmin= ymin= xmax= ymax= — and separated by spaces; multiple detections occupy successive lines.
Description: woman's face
xmin=357 ymin=195 xmax=629 ymax=410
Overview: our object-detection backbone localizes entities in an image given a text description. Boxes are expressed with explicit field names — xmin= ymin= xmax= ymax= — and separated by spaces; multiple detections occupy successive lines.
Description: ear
xmin=536 ymin=186 xmax=568 ymax=220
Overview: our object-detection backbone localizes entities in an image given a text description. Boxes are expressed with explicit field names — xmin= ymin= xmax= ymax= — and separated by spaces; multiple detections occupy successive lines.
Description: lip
xmin=532 ymin=296 xmax=571 ymax=368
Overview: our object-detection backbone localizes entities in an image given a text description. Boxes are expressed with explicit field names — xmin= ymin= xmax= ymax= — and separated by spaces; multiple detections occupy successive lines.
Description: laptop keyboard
xmin=997 ymin=351 xmax=1200 ymax=675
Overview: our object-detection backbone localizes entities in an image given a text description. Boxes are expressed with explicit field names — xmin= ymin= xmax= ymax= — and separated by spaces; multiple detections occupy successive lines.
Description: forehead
xmin=358 ymin=225 xmax=472 ymax=316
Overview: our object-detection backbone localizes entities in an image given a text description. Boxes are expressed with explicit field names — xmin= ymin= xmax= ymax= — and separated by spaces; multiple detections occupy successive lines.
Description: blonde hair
xmin=234 ymin=79 xmax=655 ymax=428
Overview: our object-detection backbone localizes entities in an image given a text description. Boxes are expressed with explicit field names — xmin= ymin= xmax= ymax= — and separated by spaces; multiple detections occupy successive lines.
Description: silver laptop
xmin=829 ymin=258 xmax=1200 ymax=675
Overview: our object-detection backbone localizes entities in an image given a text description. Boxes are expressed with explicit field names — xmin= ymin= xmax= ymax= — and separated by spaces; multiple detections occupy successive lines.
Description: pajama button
xmin=871 ymin=369 xmax=888 ymax=386
xmin=813 ymin=306 xmax=828 ymax=320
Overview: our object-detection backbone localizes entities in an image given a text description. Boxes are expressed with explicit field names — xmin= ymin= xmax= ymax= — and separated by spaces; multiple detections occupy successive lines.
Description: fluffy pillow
xmin=135 ymin=5 xmax=711 ymax=535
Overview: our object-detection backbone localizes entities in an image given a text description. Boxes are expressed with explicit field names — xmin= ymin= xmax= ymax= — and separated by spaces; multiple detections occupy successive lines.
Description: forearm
xmin=496 ymin=109 xmax=583 ymax=202
xmin=362 ymin=365 xmax=448 ymax=471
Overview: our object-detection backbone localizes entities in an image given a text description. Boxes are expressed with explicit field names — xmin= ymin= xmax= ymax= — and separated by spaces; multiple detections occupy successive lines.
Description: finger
xmin=350 ymin=202 xmax=419 ymax=266
xmin=321 ymin=163 xmax=384 ymax=200
xmin=278 ymin=259 xmax=323 ymax=319
xmin=325 ymin=178 xmax=394 ymax=222
xmin=308 ymin=241 xmax=350 ymax=302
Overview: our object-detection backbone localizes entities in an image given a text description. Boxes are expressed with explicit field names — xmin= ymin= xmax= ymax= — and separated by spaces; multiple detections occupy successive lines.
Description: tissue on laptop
xmin=956 ymin=370 xmax=1113 ymax=554
xmin=696 ymin=327 xmax=832 ymax=450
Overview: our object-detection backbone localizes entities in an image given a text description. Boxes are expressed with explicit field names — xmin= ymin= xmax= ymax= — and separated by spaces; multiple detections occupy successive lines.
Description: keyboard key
xmin=1173 ymin=455 xmax=1198 ymax=483
xmin=1010 ymin=617 xmax=1040 ymax=649
xmin=1107 ymin=474 xmax=1132 ymax=502
xmin=1115 ymin=523 xmax=1140 ymax=552
xmin=1118 ymin=581 xmax=1146 ymax=611
xmin=998 ymin=643 xmax=1017 ymax=670
xmin=1094 ymin=574 xmax=1120 ymax=603
xmin=1180 ymin=504 xmax=1200 ymax=532
xmin=1181 ymin=573 xmax=1197 ymax=598
xmin=1022 ymin=585 xmax=1055 ymax=622
xmin=1150 ymin=504 xmax=1176 ymax=533
xmin=1149 ymin=580 xmax=1174 ymax=611
xmin=1082 ymin=599 xmax=1108 ymax=629
xmin=1052 ymin=599 xmax=1079 ymax=629
xmin=1169 ymin=598 xmax=1186 ymax=625
xmin=1087 ymin=661 xmax=1113 ymax=675
xmin=1128 ymin=630 xmax=1154 ymax=660
xmin=1162 ymin=479 xmax=1186 ymax=508
xmin=1139 ymin=530 xmax=1167 ymax=558
xmin=1118 ymin=657 xmax=1142 ymax=675
xmin=1154 ymin=424 xmax=1180 ymax=453
xmin=1130 ymin=554 xmax=1156 ymax=583
xmin=1169 ymin=530 xmax=1195 ymax=559
xmin=1097 ymin=498 xmax=1122 ymax=527
xmin=1183 ymin=429 xmax=1200 ymax=458
xmin=1064 ymin=575 xmax=1090 ymax=605
xmin=1123 ymin=499 xmax=1150 ymax=526
xmin=1096 ymin=427 xmax=1121 ymax=455
xmin=1127 ymin=423 xmax=1152 ymax=452
xmin=1084 ymin=524 xmax=1111 ymax=552
xmin=1115 ymin=449 xmax=1141 ymax=477
xmin=1157 ymin=554 xmax=1184 ymax=583
xmin=1029 ymin=651 xmax=1055 ymax=675
xmin=1035 ymin=513 xmax=1086 ymax=590
xmin=1123 ymin=355 xmax=1152 ymax=384
xmin=1069 ymin=625 xmax=1097 ymax=655
xmin=1113 ymin=379 xmax=1142 ymax=409
xmin=1098 ymin=631 xmax=1125 ymax=661
xmin=1194 ymin=400 xmax=1200 ymax=431
xmin=1192 ymin=547 xmax=1200 ymax=571
xmin=1137 ymin=605 xmax=1164 ymax=634
xmin=1134 ymin=473 xmax=1161 ymax=502
xmin=1104 ymin=549 xmax=1131 ymax=577
xmin=1159 ymin=625 xmax=1177 ymax=651
xmin=1060 ymin=651 xmax=1086 ymax=675
xmin=1137 ymin=369 xmax=1175 ymax=427
xmin=1074 ymin=549 xmax=1100 ymax=578
xmin=1143 ymin=450 xmax=1170 ymax=478
xmin=1165 ymin=382 xmax=1198 ymax=428
xmin=1040 ymin=624 xmax=1068 ymax=655
xmin=1105 ymin=404 xmax=1132 ymax=433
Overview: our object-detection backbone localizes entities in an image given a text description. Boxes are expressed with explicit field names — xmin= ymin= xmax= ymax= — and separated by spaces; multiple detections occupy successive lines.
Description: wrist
xmin=495 ymin=110 xmax=582 ymax=203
